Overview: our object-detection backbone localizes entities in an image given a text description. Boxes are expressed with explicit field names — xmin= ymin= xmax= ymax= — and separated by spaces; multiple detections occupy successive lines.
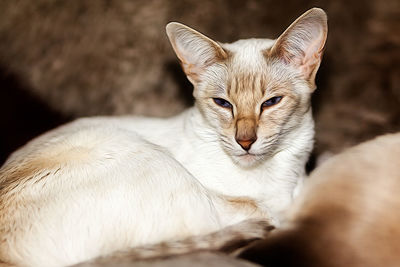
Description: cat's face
xmin=167 ymin=8 xmax=327 ymax=167
xmin=194 ymin=53 xmax=311 ymax=166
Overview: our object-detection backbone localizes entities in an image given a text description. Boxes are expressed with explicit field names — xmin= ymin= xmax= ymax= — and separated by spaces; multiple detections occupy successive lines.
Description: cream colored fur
xmin=0 ymin=8 xmax=327 ymax=266
xmin=240 ymin=133 xmax=400 ymax=267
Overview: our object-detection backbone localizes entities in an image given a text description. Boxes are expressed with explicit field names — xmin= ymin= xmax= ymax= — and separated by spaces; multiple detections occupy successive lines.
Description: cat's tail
xmin=76 ymin=219 xmax=273 ymax=266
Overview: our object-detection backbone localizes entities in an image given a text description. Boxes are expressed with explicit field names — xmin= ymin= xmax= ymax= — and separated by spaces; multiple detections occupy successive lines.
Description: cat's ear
xmin=166 ymin=22 xmax=228 ymax=84
xmin=269 ymin=8 xmax=328 ymax=91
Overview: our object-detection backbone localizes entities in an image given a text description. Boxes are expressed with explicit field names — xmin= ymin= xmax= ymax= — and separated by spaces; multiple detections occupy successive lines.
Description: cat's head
xmin=166 ymin=8 xmax=327 ymax=167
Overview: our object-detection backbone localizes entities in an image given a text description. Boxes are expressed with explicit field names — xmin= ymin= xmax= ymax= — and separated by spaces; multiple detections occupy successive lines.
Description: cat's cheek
xmin=207 ymin=105 xmax=233 ymax=128
xmin=218 ymin=113 xmax=233 ymax=126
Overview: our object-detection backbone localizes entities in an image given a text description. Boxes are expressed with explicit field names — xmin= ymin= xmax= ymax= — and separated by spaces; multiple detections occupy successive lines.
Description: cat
xmin=240 ymin=133 xmax=400 ymax=267
xmin=0 ymin=8 xmax=327 ymax=266
xmin=81 ymin=133 xmax=400 ymax=267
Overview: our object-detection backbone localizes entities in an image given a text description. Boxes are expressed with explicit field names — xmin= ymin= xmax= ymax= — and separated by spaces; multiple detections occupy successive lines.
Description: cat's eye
xmin=262 ymin=96 xmax=283 ymax=108
xmin=213 ymin=98 xmax=233 ymax=109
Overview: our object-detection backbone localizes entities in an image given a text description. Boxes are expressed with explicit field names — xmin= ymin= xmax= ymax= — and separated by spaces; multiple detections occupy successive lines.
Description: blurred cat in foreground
xmin=241 ymin=132 xmax=400 ymax=267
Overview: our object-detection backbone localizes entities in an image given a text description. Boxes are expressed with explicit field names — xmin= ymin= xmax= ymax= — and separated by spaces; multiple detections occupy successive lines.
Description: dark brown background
xmin=0 ymin=0 xmax=399 ymax=165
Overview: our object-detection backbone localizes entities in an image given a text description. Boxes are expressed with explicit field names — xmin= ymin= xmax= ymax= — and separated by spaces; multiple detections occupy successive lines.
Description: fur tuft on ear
xmin=166 ymin=22 xmax=228 ymax=84
xmin=269 ymin=8 xmax=328 ymax=91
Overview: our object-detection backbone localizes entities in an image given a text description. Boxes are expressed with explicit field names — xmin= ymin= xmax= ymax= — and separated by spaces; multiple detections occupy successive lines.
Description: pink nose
xmin=236 ymin=138 xmax=256 ymax=151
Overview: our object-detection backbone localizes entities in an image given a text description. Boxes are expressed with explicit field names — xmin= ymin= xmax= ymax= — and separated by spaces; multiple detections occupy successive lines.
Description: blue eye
xmin=213 ymin=98 xmax=233 ymax=108
xmin=262 ymin=96 xmax=283 ymax=108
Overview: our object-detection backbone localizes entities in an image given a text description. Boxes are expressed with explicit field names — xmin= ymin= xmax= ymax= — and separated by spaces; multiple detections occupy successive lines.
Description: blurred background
xmin=0 ymin=0 xmax=399 ymax=166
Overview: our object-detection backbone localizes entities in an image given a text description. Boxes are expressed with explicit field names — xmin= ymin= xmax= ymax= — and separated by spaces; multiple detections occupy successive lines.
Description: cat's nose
xmin=235 ymin=117 xmax=257 ymax=151
xmin=236 ymin=137 xmax=257 ymax=151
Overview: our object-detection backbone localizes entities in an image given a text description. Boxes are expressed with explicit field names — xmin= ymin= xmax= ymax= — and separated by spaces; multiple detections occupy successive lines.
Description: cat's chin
xmin=233 ymin=153 xmax=264 ymax=168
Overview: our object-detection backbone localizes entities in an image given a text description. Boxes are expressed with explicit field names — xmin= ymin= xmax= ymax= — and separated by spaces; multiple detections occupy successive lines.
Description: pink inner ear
xmin=167 ymin=22 xmax=230 ymax=85
xmin=181 ymin=61 xmax=201 ymax=83
xmin=299 ymin=34 xmax=325 ymax=78
xmin=273 ymin=22 xmax=326 ymax=89
xmin=173 ymin=35 xmax=222 ymax=83
xmin=178 ymin=46 xmax=212 ymax=83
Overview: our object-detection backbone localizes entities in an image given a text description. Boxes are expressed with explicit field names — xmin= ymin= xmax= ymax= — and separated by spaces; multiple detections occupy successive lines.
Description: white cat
xmin=0 ymin=8 xmax=327 ymax=266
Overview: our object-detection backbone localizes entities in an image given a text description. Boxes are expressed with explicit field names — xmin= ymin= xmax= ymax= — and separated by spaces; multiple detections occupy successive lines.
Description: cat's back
xmin=0 ymin=115 xmax=227 ymax=266
xmin=0 ymin=117 xmax=169 ymax=265
xmin=0 ymin=115 xmax=181 ymax=213
xmin=2 ymin=115 xmax=175 ymax=168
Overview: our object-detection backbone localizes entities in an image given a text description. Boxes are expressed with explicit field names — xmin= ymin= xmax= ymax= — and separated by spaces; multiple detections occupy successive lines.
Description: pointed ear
xmin=166 ymin=22 xmax=228 ymax=84
xmin=269 ymin=8 xmax=328 ymax=91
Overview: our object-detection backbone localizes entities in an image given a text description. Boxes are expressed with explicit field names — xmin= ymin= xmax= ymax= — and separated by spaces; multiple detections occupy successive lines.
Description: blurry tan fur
xmin=240 ymin=133 xmax=400 ymax=267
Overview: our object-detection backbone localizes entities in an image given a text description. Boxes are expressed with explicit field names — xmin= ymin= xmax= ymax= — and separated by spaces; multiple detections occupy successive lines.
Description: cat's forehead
xmin=222 ymin=38 xmax=275 ymax=70
xmin=221 ymin=38 xmax=289 ymax=83
xmin=223 ymin=38 xmax=275 ymax=53
xmin=219 ymin=39 xmax=294 ymax=97
xmin=203 ymin=38 xmax=296 ymax=101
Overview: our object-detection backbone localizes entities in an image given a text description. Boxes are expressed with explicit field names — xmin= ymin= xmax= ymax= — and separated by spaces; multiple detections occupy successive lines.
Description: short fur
xmin=0 ymin=8 xmax=327 ymax=266
xmin=240 ymin=133 xmax=400 ymax=267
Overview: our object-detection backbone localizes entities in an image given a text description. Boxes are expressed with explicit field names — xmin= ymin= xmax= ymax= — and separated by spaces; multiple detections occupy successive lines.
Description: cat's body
xmin=0 ymin=114 xmax=265 ymax=266
xmin=0 ymin=94 xmax=310 ymax=267
xmin=0 ymin=8 xmax=327 ymax=266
